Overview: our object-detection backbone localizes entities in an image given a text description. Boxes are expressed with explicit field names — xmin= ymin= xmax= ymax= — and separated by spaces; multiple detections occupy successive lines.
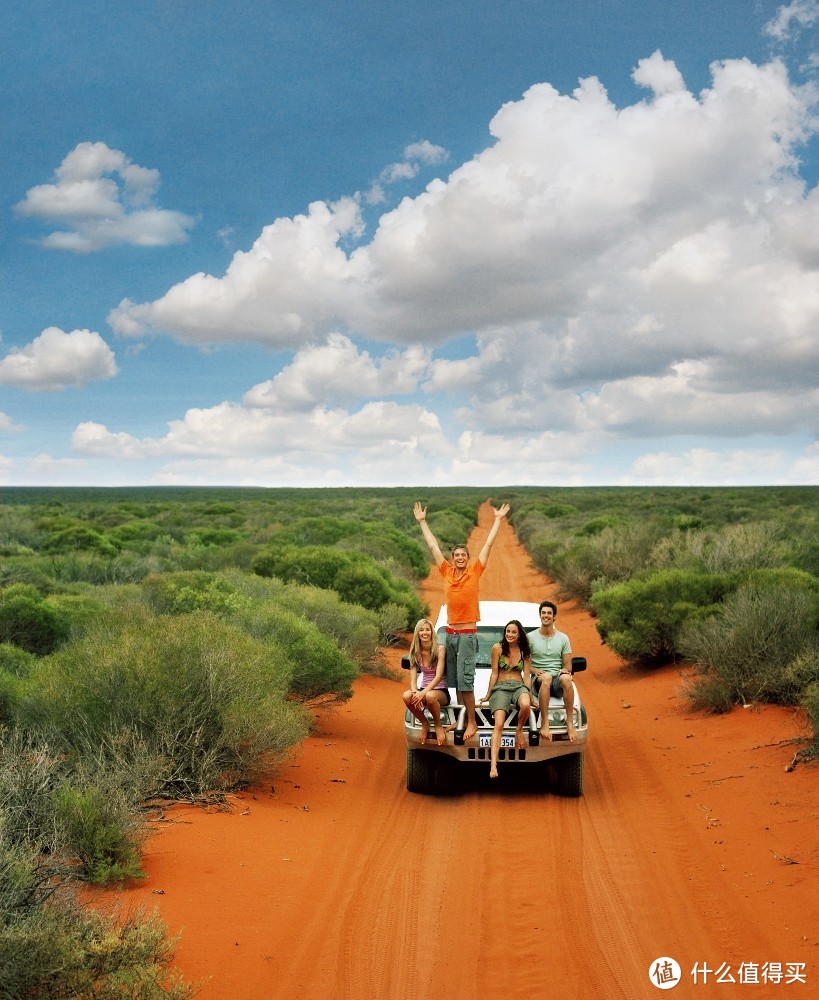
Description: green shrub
xmin=251 ymin=544 xmax=424 ymax=623
xmin=188 ymin=528 xmax=242 ymax=547
xmin=575 ymin=516 xmax=622 ymax=537
xmin=802 ymin=682 xmax=819 ymax=758
xmin=0 ymin=836 xmax=191 ymax=999
xmin=252 ymin=544 xmax=355 ymax=590
xmin=236 ymin=603 xmax=358 ymax=701
xmin=0 ymin=584 xmax=70 ymax=655
xmin=525 ymin=529 xmax=563 ymax=576
xmin=0 ymin=644 xmax=36 ymax=677
xmin=141 ymin=571 xmax=250 ymax=616
xmin=109 ymin=520 xmax=165 ymax=549
xmin=703 ymin=521 xmax=788 ymax=572
xmin=19 ymin=609 xmax=308 ymax=797
xmin=334 ymin=563 xmax=393 ymax=610
xmin=783 ymin=648 xmax=819 ymax=691
xmin=42 ymin=525 xmax=118 ymax=557
xmin=0 ymin=732 xmax=66 ymax=856
xmin=681 ymin=583 xmax=819 ymax=711
xmin=540 ymin=503 xmax=578 ymax=519
xmin=591 ymin=570 xmax=733 ymax=663
xmin=52 ymin=784 xmax=143 ymax=885
xmin=272 ymin=583 xmax=384 ymax=671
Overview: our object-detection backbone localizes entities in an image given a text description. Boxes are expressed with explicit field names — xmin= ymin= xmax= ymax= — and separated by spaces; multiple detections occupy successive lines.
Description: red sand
xmin=91 ymin=505 xmax=818 ymax=999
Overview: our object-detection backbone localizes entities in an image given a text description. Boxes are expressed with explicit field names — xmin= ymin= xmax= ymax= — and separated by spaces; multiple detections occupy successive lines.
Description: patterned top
xmin=498 ymin=653 xmax=524 ymax=674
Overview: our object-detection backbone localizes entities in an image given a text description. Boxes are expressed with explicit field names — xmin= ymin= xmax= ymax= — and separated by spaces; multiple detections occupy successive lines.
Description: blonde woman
xmin=402 ymin=618 xmax=449 ymax=745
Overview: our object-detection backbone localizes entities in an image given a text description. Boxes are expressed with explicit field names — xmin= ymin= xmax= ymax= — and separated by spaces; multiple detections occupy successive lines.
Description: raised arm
xmin=413 ymin=502 xmax=445 ymax=567
xmin=477 ymin=503 xmax=511 ymax=567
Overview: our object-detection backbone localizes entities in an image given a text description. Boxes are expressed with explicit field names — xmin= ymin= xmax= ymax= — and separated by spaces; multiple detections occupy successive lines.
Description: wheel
xmin=406 ymin=747 xmax=436 ymax=794
xmin=554 ymin=753 xmax=584 ymax=797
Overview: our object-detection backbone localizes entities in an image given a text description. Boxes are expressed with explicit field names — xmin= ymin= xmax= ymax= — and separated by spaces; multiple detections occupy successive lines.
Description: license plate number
xmin=479 ymin=734 xmax=515 ymax=748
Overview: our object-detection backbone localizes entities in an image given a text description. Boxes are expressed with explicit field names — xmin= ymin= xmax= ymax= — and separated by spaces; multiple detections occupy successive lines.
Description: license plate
xmin=479 ymin=734 xmax=515 ymax=748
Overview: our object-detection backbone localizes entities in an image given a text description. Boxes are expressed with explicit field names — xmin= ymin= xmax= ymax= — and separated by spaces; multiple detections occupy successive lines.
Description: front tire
xmin=406 ymin=747 xmax=436 ymax=794
xmin=554 ymin=753 xmax=584 ymax=797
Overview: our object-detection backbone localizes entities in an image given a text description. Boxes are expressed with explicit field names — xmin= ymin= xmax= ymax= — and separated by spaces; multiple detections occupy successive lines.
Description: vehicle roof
xmin=434 ymin=600 xmax=543 ymax=630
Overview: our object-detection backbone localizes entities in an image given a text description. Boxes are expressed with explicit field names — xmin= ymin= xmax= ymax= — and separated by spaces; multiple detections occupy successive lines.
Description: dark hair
xmin=538 ymin=600 xmax=557 ymax=616
xmin=501 ymin=620 xmax=531 ymax=659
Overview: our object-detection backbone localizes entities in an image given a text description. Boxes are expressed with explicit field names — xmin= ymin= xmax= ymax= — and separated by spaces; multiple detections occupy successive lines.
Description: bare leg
xmin=490 ymin=710 xmax=506 ymax=778
xmin=561 ymin=675 xmax=577 ymax=741
xmin=403 ymin=690 xmax=428 ymax=740
xmin=538 ymin=682 xmax=553 ymax=741
xmin=516 ymin=693 xmax=531 ymax=749
xmin=461 ymin=691 xmax=478 ymax=741
xmin=426 ymin=691 xmax=448 ymax=745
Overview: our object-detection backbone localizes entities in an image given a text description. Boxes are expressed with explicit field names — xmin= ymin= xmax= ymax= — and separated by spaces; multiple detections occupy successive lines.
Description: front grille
xmin=467 ymin=747 xmax=527 ymax=761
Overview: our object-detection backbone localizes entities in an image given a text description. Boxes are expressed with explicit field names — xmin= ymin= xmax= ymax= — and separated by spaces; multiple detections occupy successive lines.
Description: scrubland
xmin=1 ymin=485 xmax=816 ymax=997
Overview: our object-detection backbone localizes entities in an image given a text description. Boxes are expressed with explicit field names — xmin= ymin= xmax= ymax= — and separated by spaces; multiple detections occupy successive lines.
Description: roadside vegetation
xmin=508 ymin=486 xmax=819 ymax=750
xmin=0 ymin=486 xmax=478 ymax=997
xmin=1 ymin=483 xmax=816 ymax=994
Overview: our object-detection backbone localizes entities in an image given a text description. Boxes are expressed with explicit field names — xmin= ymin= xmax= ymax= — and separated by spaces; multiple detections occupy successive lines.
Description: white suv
xmin=403 ymin=601 xmax=589 ymax=795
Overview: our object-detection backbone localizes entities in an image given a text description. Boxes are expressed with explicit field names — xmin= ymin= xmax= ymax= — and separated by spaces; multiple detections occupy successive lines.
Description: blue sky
xmin=2 ymin=0 xmax=818 ymax=487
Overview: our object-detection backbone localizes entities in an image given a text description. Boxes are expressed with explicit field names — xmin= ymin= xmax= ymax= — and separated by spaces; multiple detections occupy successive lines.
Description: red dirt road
xmin=95 ymin=505 xmax=818 ymax=999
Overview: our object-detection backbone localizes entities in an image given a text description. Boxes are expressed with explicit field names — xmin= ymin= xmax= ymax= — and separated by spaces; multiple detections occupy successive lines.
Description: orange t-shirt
xmin=439 ymin=560 xmax=484 ymax=624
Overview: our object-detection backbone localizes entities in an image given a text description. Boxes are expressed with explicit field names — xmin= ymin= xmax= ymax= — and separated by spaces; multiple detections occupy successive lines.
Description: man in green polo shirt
xmin=528 ymin=599 xmax=576 ymax=741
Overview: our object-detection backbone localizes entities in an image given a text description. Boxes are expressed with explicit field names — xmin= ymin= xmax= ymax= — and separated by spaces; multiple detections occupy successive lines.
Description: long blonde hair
xmin=409 ymin=618 xmax=439 ymax=671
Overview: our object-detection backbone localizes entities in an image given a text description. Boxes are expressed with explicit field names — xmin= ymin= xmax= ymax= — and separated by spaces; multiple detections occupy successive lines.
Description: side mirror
xmin=401 ymin=654 xmax=411 ymax=671
xmin=571 ymin=656 xmax=587 ymax=673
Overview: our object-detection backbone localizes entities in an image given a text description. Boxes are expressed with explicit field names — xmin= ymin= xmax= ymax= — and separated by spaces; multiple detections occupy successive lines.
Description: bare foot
xmin=434 ymin=722 xmax=446 ymax=746
xmin=567 ymin=720 xmax=577 ymax=742
xmin=463 ymin=723 xmax=479 ymax=741
xmin=515 ymin=726 xmax=526 ymax=750
xmin=419 ymin=722 xmax=429 ymax=743
xmin=539 ymin=728 xmax=552 ymax=742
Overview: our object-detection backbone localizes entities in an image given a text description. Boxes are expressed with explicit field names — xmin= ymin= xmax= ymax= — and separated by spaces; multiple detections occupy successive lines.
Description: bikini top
xmin=498 ymin=653 xmax=524 ymax=674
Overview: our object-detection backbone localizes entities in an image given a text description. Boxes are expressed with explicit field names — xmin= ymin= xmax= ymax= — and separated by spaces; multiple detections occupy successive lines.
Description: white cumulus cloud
xmin=15 ymin=142 xmax=195 ymax=252
xmin=243 ymin=334 xmax=430 ymax=411
xmin=0 ymin=327 xmax=118 ymax=392
xmin=105 ymin=52 xmax=819 ymax=463
xmin=765 ymin=0 xmax=819 ymax=42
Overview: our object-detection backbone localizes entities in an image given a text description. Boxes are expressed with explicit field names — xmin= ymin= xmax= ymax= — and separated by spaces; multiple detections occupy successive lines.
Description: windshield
xmin=437 ymin=624 xmax=538 ymax=668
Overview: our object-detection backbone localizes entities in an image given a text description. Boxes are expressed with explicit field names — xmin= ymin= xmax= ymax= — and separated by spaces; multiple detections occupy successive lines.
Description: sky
xmin=1 ymin=0 xmax=819 ymax=488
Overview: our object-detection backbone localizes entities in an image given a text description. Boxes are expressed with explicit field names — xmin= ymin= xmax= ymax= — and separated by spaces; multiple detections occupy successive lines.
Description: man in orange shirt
xmin=413 ymin=501 xmax=510 ymax=740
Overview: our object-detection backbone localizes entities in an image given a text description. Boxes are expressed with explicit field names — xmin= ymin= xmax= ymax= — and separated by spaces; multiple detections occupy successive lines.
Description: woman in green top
xmin=479 ymin=620 xmax=532 ymax=778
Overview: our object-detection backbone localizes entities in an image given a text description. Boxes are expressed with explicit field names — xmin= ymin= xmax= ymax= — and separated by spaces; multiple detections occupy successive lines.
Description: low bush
xmin=251 ymin=544 xmax=424 ymax=625
xmin=591 ymin=570 xmax=733 ymax=663
xmin=0 ymin=835 xmax=191 ymax=999
xmin=272 ymin=582 xmax=385 ymax=671
xmin=52 ymin=783 xmax=144 ymax=884
xmin=236 ymin=603 xmax=358 ymax=701
xmin=802 ymin=682 xmax=819 ymax=758
xmin=0 ymin=646 xmax=36 ymax=721
xmin=18 ymin=609 xmax=308 ymax=798
xmin=0 ymin=731 xmax=66 ymax=857
xmin=42 ymin=525 xmax=118 ymax=557
xmin=1 ymin=730 xmax=144 ymax=884
xmin=141 ymin=571 xmax=250 ymax=616
xmin=0 ymin=584 xmax=70 ymax=655
xmin=681 ymin=582 xmax=819 ymax=711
